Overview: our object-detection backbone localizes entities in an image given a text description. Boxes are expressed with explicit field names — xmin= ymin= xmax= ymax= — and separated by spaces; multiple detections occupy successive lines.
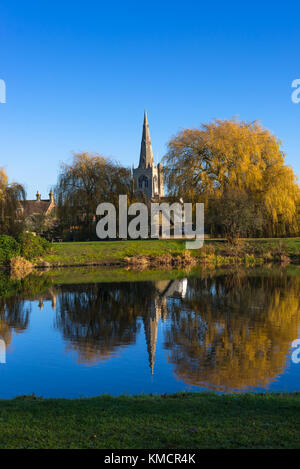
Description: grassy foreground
xmin=1 ymin=393 xmax=300 ymax=449
xmin=37 ymin=238 xmax=300 ymax=267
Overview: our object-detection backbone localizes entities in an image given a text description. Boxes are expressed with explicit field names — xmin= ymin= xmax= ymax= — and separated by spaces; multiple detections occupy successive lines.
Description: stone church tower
xmin=133 ymin=111 xmax=164 ymax=198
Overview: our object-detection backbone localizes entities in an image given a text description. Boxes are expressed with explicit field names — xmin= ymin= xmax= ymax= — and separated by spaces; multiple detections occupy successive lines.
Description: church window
xmin=138 ymin=175 xmax=148 ymax=189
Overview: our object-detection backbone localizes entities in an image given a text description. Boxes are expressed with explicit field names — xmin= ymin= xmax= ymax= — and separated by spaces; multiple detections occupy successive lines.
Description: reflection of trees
xmin=55 ymin=282 xmax=158 ymax=364
xmin=1 ymin=269 xmax=300 ymax=392
xmin=0 ymin=297 xmax=30 ymax=346
xmin=164 ymin=274 xmax=300 ymax=391
xmin=0 ymin=273 xmax=52 ymax=347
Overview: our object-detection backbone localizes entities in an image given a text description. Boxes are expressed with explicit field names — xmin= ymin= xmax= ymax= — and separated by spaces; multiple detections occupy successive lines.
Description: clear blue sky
xmin=0 ymin=1 xmax=299 ymax=199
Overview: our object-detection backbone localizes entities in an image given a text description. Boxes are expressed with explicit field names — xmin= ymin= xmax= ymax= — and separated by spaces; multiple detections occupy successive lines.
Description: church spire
xmin=138 ymin=110 xmax=154 ymax=169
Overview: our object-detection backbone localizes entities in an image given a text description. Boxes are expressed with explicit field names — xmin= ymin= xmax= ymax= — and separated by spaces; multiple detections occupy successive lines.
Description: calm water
xmin=0 ymin=268 xmax=300 ymax=397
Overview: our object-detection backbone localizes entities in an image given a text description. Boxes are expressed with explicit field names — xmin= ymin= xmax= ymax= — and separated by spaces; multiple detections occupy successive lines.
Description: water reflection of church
xmin=143 ymin=279 xmax=187 ymax=374
xmin=37 ymin=288 xmax=57 ymax=311
xmin=34 ymin=278 xmax=188 ymax=375
xmin=2 ymin=273 xmax=300 ymax=392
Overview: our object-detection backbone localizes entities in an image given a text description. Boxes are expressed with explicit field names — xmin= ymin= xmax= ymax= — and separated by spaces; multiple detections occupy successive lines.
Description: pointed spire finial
xmin=138 ymin=110 xmax=154 ymax=169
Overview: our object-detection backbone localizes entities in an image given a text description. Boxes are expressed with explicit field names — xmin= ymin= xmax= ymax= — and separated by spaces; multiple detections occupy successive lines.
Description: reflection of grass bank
xmin=45 ymin=266 xmax=194 ymax=284
xmin=0 ymin=273 xmax=51 ymax=299
xmin=0 ymin=393 xmax=299 ymax=449
xmin=37 ymin=238 xmax=300 ymax=268
xmin=43 ymin=264 xmax=300 ymax=285
xmin=1 ymin=264 xmax=299 ymax=294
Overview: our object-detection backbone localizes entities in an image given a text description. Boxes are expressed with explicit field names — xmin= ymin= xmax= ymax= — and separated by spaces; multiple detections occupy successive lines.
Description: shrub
xmin=199 ymin=244 xmax=215 ymax=257
xmin=0 ymin=235 xmax=20 ymax=265
xmin=222 ymin=239 xmax=245 ymax=257
xmin=9 ymin=256 xmax=33 ymax=279
xmin=18 ymin=233 xmax=50 ymax=260
xmin=270 ymin=240 xmax=288 ymax=258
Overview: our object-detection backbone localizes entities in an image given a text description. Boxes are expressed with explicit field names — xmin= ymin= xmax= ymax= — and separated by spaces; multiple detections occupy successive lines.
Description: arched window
xmin=138 ymin=175 xmax=148 ymax=189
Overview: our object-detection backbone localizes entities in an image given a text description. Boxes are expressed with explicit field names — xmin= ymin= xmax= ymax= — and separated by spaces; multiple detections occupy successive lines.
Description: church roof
xmin=138 ymin=110 xmax=154 ymax=169
xmin=21 ymin=199 xmax=53 ymax=218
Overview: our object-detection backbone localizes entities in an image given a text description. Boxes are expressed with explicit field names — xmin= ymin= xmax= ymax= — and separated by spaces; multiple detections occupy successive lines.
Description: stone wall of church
xmin=133 ymin=167 xmax=155 ymax=198
xmin=133 ymin=166 xmax=164 ymax=198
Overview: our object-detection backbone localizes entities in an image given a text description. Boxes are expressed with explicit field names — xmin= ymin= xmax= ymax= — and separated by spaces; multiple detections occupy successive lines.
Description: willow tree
xmin=0 ymin=169 xmax=26 ymax=237
xmin=55 ymin=153 xmax=133 ymax=240
xmin=163 ymin=119 xmax=300 ymax=237
xmin=164 ymin=273 xmax=300 ymax=391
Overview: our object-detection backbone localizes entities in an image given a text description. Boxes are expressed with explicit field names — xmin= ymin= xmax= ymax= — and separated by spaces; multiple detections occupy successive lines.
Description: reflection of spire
xmin=143 ymin=278 xmax=189 ymax=373
xmin=38 ymin=299 xmax=44 ymax=310
xmin=143 ymin=298 xmax=160 ymax=375
xmin=177 ymin=279 xmax=188 ymax=299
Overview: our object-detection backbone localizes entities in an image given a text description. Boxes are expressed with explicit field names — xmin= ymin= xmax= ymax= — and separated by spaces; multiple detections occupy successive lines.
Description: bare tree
xmin=55 ymin=153 xmax=132 ymax=240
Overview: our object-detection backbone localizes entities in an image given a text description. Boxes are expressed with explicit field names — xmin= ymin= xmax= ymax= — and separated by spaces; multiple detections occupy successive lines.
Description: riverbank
xmin=34 ymin=238 xmax=300 ymax=268
xmin=0 ymin=393 xmax=299 ymax=449
xmin=1 ymin=263 xmax=299 ymax=302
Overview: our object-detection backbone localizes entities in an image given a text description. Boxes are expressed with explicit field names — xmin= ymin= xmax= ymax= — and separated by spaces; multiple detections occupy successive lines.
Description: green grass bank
xmin=0 ymin=393 xmax=299 ymax=449
xmin=36 ymin=238 xmax=300 ymax=267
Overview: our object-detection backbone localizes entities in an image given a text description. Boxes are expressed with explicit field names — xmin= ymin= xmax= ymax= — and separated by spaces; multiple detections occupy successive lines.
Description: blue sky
xmin=0 ymin=1 xmax=299 ymax=199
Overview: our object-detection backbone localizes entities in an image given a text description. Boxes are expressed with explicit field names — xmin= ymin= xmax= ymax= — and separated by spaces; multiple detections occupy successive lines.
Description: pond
xmin=0 ymin=266 xmax=299 ymax=398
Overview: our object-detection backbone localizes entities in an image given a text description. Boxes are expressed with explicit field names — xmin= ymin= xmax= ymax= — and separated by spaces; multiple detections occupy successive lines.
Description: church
xmin=133 ymin=111 xmax=164 ymax=198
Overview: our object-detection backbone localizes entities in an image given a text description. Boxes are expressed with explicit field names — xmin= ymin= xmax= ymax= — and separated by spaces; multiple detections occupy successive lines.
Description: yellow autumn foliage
xmin=164 ymin=119 xmax=300 ymax=236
